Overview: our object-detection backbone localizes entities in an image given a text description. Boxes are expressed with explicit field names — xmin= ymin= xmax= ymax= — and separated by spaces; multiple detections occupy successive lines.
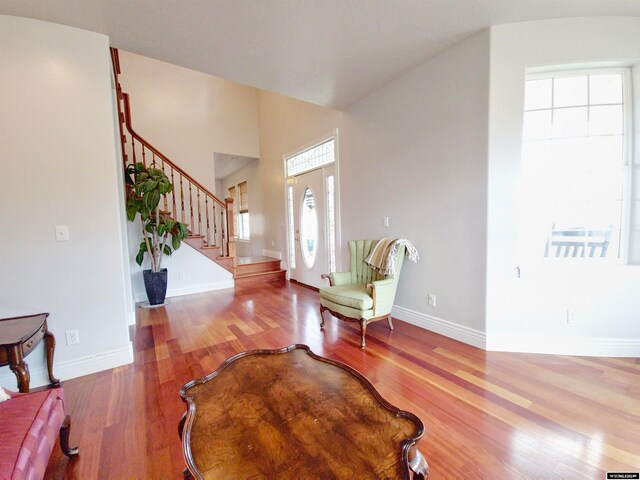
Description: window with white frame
xmin=238 ymin=181 xmax=249 ymax=240
xmin=228 ymin=181 xmax=250 ymax=240
xmin=521 ymin=69 xmax=631 ymax=260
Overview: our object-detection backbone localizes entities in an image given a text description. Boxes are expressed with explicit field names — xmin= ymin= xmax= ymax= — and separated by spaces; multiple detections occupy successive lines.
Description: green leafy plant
xmin=125 ymin=162 xmax=189 ymax=272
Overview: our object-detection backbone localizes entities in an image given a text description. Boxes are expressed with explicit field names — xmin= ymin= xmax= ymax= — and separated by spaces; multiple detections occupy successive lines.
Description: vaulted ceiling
xmin=2 ymin=0 xmax=640 ymax=108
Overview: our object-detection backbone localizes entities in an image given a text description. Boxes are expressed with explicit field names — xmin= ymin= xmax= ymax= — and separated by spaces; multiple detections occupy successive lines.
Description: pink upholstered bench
xmin=0 ymin=388 xmax=78 ymax=480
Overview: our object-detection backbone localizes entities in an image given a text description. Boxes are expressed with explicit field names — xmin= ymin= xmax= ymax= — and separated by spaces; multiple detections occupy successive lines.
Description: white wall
xmin=487 ymin=17 xmax=640 ymax=356
xmin=220 ymin=160 xmax=261 ymax=258
xmin=0 ymin=16 xmax=132 ymax=389
xmin=344 ymin=30 xmax=490 ymax=342
xmin=258 ymin=92 xmax=347 ymax=266
xmin=257 ymin=31 xmax=491 ymax=346
xmin=118 ymin=50 xmax=260 ymax=193
xmin=128 ymin=220 xmax=233 ymax=303
xmin=117 ymin=51 xmax=261 ymax=300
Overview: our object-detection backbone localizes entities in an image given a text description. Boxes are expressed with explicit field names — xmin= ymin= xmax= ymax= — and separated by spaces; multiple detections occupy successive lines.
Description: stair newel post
xmin=225 ymin=196 xmax=236 ymax=259
xmin=205 ymin=196 xmax=210 ymax=246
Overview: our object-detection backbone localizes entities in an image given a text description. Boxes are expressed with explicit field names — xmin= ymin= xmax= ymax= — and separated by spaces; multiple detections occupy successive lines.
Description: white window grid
xmin=286 ymin=139 xmax=334 ymax=177
xmin=522 ymin=68 xmax=632 ymax=260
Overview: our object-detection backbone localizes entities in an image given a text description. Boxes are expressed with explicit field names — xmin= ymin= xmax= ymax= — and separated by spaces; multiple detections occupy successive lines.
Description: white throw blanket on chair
xmin=364 ymin=238 xmax=419 ymax=275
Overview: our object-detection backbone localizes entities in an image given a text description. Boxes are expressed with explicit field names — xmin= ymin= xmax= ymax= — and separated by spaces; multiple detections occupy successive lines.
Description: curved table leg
xmin=44 ymin=329 xmax=61 ymax=387
xmin=408 ymin=448 xmax=429 ymax=479
xmin=10 ymin=362 xmax=30 ymax=393
xmin=8 ymin=346 xmax=30 ymax=393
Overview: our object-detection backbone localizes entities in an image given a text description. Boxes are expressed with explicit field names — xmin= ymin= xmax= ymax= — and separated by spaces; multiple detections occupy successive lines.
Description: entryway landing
xmin=235 ymin=256 xmax=286 ymax=285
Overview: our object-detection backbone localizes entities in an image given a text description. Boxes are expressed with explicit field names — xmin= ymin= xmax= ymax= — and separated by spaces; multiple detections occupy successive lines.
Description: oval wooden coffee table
xmin=179 ymin=344 xmax=428 ymax=479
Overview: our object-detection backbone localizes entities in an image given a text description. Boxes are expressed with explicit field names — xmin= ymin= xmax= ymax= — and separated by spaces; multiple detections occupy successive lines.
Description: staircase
xmin=110 ymin=48 xmax=285 ymax=285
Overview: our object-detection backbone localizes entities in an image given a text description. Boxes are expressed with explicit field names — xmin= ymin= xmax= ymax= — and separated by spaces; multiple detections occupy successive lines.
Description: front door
xmin=290 ymin=167 xmax=331 ymax=289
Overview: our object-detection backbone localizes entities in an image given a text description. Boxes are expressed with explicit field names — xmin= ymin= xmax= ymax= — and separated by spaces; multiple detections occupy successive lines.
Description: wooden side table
xmin=0 ymin=313 xmax=60 ymax=393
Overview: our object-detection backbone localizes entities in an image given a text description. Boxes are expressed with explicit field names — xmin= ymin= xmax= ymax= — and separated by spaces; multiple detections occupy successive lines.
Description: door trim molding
xmin=283 ymin=129 xmax=341 ymax=280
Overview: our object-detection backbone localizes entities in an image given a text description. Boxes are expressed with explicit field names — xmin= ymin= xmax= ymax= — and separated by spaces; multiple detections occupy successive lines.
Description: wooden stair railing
xmin=110 ymin=48 xmax=236 ymax=272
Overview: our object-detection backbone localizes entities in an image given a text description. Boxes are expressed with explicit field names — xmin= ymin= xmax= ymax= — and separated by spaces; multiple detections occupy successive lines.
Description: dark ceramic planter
xmin=143 ymin=268 xmax=168 ymax=305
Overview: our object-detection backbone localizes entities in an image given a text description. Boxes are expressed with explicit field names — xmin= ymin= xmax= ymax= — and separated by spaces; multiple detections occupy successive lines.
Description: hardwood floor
xmin=45 ymin=281 xmax=640 ymax=479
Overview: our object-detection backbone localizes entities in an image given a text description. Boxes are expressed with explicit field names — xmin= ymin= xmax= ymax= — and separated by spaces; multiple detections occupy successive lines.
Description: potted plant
xmin=125 ymin=162 xmax=189 ymax=305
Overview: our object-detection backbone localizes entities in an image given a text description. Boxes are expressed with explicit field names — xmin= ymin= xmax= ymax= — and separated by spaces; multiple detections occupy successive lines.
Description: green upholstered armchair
xmin=319 ymin=240 xmax=405 ymax=348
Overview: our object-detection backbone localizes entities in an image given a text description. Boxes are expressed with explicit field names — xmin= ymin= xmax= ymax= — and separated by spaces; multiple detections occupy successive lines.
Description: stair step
xmin=187 ymin=234 xmax=205 ymax=239
xmin=236 ymin=257 xmax=281 ymax=276
xmin=234 ymin=269 xmax=287 ymax=286
xmin=201 ymin=245 xmax=220 ymax=250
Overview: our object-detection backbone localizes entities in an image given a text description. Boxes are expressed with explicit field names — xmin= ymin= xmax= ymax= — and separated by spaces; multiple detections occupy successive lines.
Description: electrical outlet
xmin=566 ymin=309 xmax=576 ymax=324
xmin=65 ymin=329 xmax=80 ymax=345
xmin=428 ymin=294 xmax=437 ymax=307
xmin=383 ymin=216 xmax=389 ymax=228
xmin=179 ymin=272 xmax=186 ymax=280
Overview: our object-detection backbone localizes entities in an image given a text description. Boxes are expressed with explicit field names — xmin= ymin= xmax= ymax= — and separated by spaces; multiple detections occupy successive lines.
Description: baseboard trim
xmin=391 ymin=305 xmax=486 ymax=349
xmin=134 ymin=279 xmax=235 ymax=302
xmin=390 ymin=306 xmax=640 ymax=357
xmin=0 ymin=343 xmax=133 ymax=390
xmin=487 ymin=334 xmax=640 ymax=357
xmin=262 ymin=249 xmax=282 ymax=260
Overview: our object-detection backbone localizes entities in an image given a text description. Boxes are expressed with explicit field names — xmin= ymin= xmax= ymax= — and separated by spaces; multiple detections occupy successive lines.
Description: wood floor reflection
xmin=46 ymin=281 xmax=640 ymax=479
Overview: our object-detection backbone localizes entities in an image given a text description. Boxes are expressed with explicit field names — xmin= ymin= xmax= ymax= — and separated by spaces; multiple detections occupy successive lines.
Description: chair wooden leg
xmin=359 ymin=320 xmax=367 ymax=348
xmin=59 ymin=414 xmax=79 ymax=457
xmin=319 ymin=305 xmax=325 ymax=328
xmin=387 ymin=315 xmax=394 ymax=330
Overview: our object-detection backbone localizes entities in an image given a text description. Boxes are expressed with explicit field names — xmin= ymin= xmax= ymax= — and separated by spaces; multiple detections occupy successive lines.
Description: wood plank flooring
xmin=45 ymin=281 xmax=640 ymax=479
